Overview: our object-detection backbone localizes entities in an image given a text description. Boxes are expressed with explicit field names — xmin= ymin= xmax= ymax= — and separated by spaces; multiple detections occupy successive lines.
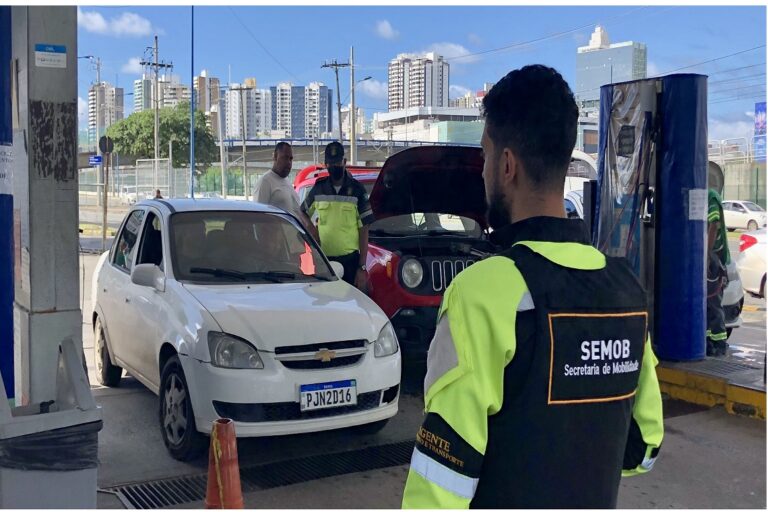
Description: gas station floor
xmin=78 ymin=248 xmax=766 ymax=509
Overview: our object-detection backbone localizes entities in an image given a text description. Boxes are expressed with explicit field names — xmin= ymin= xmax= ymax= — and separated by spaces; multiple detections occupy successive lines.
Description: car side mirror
xmin=131 ymin=264 xmax=166 ymax=292
xmin=330 ymin=261 xmax=344 ymax=280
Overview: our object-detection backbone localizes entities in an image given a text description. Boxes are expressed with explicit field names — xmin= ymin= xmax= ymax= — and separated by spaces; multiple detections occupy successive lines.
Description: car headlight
xmin=208 ymin=332 xmax=264 ymax=369
xmin=401 ymin=259 xmax=424 ymax=288
xmin=374 ymin=322 xmax=399 ymax=358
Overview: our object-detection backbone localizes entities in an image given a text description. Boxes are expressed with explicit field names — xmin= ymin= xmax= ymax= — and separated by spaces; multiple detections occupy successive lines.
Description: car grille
xmin=429 ymin=258 xmax=476 ymax=292
xmin=274 ymin=339 xmax=367 ymax=370
xmin=212 ymin=390 xmax=384 ymax=422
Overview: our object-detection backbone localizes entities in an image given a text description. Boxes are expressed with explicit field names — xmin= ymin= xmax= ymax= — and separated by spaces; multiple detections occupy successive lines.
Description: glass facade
xmin=575 ymin=43 xmax=647 ymax=109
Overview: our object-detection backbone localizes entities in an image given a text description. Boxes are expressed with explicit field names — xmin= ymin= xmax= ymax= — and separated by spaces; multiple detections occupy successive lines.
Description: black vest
xmin=471 ymin=243 xmax=648 ymax=509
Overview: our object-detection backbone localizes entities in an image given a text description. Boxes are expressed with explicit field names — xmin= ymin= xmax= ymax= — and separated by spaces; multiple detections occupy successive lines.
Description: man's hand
xmin=355 ymin=268 xmax=368 ymax=293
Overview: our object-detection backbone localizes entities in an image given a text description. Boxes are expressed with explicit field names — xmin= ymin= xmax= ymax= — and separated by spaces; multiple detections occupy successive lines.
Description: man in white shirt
xmin=254 ymin=142 xmax=316 ymax=238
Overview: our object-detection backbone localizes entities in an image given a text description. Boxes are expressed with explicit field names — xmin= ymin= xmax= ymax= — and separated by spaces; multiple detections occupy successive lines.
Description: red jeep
xmin=295 ymin=146 xmax=492 ymax=362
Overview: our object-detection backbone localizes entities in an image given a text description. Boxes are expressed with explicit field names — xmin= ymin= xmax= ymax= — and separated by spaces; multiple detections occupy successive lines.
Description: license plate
xmin=300 ymin=380 xmax=357 ymax=412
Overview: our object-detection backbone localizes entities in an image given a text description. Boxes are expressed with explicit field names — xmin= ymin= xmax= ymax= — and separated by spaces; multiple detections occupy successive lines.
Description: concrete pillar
xmin=11 ymin=6 xmax=81 ymax=404
xmin=0 ymin=7 xmax=13 ymax=401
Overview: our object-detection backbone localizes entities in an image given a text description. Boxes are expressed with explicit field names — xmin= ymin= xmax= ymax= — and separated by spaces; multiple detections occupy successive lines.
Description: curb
xmin=742 ymin=304 xmax=765 ymax=312
xmin=657 ymin=366 xmax=766 ymax=420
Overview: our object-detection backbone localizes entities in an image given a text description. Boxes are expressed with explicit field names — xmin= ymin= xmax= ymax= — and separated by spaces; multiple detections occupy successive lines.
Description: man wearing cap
xmin=301 ymin=142 xmax=374 ymax=289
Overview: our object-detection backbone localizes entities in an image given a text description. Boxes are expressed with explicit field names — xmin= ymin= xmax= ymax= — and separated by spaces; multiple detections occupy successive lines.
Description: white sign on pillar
xmin=33 ymin=44 xmax=66 ymax=68
xmin=0 ymin=145 xmax=10 ymax=195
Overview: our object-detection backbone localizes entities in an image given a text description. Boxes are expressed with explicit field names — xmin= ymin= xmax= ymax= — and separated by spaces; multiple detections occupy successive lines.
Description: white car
xmin=91 ymin=199 xmax=401 ymax=460
xmin=722 ymin=200 xmax=767 ymax=232
xmin=736 ymin=229 xmax=766 ymax=298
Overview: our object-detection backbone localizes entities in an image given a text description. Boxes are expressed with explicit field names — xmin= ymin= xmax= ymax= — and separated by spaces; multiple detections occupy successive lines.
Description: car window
xmin=113 ymin=210 xmax=145 ymax=273
xmin=170 ymin=210 xmax=335 ymax=284
xmin=136 ymin=211 xmax=164 ymax=270
xmin=743 ymin=202 xmax=765 ymax=212
xmin=734 ymin=203 xmax=746 ymax=212
xmin=564 ymin=199 xmax=579 ymax=219
xmin=722 ymin=202 xmax=732 ymax=211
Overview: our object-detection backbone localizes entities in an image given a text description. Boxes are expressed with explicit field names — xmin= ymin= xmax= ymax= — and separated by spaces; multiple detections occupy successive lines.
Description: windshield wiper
xmin=244 ymin=271 xmax=299 ymax=283
xmin=422 ymin=230 xmax=470 ymax=237
xmin=190 ymin=267 xmax=246 ymax=280
xmin=255 ymin=271 xmax=335 ymax=282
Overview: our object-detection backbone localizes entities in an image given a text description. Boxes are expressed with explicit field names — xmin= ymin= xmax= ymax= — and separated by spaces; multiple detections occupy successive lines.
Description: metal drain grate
xmin=107 ymin=440 xmax=414 ymax=509
xmin=685 ymin=359 xmax=760 ymax=376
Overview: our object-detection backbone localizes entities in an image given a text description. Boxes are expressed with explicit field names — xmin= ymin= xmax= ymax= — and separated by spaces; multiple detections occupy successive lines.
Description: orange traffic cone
xmin=205 ymin=418 xmax=244 ymax=509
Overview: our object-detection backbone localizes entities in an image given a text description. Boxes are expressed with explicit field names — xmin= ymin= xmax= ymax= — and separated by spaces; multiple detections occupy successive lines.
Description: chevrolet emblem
xmin=314 ymin=349 xmax=337 ymax=363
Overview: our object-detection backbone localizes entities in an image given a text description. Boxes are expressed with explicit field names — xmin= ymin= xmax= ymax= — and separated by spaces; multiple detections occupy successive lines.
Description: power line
xmin=705 ymin=62 xmax=765 ymax=76
xmin=708 ymin=73 xmax=766 ymax=86
xmin=447 ymin=6 xmax=653 ymax=62
xmin=709 ymin=95 xmax=765 ymax=105
xmin=227 ymin=6 xmax=301 ymax=83
xmin=710 ymin=84 xmax=766 ymax=96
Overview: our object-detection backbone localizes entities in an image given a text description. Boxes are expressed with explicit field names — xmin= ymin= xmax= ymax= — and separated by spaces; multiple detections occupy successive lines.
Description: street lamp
xmin=349 ymin=71 xmax=371 ymax=166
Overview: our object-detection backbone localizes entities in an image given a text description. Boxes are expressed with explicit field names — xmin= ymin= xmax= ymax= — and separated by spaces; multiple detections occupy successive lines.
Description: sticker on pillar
xmin=34 ymin=44 xmax=67 ymax=69
xmin=617 ymin=125 xmax=636 ymax=158
xmin=0 ymin=145 xmax=11 ymax=195
xmin=688 ymin=189 xmax=707 ymax=221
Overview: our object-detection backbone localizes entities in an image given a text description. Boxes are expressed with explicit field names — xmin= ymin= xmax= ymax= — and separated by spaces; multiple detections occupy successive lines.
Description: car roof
xmin=135 ymin=198 xmax=286 ymax=215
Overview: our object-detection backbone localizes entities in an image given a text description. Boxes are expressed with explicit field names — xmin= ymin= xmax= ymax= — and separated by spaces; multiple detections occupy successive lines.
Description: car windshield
xmin=743 ymin=202 xmax=765 ymax=212
xmin=170 ymin=211 xmax=335 ymax=284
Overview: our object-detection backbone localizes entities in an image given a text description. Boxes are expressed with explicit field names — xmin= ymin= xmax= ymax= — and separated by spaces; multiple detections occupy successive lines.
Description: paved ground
xmin=78 ymin=244 xmax=766 ymax=509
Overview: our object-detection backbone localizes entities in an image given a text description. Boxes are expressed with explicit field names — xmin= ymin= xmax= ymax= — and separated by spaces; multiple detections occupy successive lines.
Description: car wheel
xmin=94 ymin=317 xmax=122 ymax=387
xmin=726 ymin=328 xmax=733 ymax=340
xmin=761 ymin=275 xmax=766 ymax=299
xmin=727 ymin=228 xmax=736 ymax=232
xmin=159 ymin=355 xmax=207 ymax=461
xmin=748 ymin=220 xmax=758 ymax=231
xmin=351 ymin=419 xmax=389 ymax=435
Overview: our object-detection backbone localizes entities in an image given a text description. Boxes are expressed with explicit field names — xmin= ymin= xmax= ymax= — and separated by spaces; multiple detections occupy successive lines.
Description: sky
xmin=76 ymin=4 xmax=767 ymax=140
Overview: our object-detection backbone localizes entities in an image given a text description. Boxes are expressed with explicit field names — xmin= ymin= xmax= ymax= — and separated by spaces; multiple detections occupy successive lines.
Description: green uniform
xmin=300 ymin=172 xmax=374 ymax=258
xmin=402 ymin=217 xmax=664 ymax=509
xmin=707 ymin=189 xmax=729 ymax=345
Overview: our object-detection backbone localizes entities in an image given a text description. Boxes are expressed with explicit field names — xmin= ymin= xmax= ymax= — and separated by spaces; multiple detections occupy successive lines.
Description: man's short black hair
xmin=274 ymin=141 xmax=291 ymax=158
xmin=482 ymin=65 xmax=578 ymax=190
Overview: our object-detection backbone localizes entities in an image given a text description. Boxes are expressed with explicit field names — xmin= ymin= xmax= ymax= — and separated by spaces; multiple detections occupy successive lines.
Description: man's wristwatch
xmin=359 ymin=264 xmax=367 ymax=271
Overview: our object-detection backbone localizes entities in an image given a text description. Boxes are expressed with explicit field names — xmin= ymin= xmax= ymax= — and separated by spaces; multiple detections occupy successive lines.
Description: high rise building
xmin=225 ymin=84 xmax=272 ymax=140
xmin=88 ymin=81 xmax=124 ymax=146
xmin=269 ymin=82 xmax=332 ymax=138
xmin=132 ymin=74 xmax=192 ymax=112
xmin=575 ymin=26 xmax=647 ymax=114
xmin=388 ymin=52 xmax=450 ymax=111
xmin=194 ymin=70 xmax=222 ymax=135
xmin=341 ymin=105 xmax=366 ymax=139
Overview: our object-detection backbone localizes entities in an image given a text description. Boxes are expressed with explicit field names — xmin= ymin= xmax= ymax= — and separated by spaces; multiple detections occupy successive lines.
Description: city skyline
xmin=77 ymin=5 xmax=766 ymax=141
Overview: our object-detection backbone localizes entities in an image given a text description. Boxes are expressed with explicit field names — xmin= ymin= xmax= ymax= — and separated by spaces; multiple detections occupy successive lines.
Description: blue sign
xmin=755 ymin=102 xmax=766 ymax=163
xmin=34 ymin=44 xmax=66 ymax=54
xmin=89 ymin=155 xmax=102 ymax=166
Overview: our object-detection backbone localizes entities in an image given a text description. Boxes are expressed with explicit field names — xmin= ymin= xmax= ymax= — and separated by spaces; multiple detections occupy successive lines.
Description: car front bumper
xmin=391 ymin=306 xmax=439 ymax=362
xmin=180 ymin=351 xmax=400 ymax=437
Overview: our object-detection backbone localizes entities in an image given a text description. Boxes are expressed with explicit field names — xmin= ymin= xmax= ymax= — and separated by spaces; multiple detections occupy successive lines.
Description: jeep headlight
xmin=401 ymin=259 xmax=424 ymax=288
xmin=208 ymin=332 xmax=264 ymax=369
xmin=374 ymin=322 xmax=399 ymax=358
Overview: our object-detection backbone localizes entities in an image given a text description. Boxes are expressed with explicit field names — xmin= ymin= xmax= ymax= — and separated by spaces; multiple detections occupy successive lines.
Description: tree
xmin=106 ymin=101 xmax=217 ymax=170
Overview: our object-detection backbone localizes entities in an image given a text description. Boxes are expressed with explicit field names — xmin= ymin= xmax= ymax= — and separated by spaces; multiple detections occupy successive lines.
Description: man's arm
xmin=355 ymin=183 xmax=375 ymax=290
xmin=254 ymin=175 xmax=272 ymax=204
xmin=622 ymin=336 xmax=664 ymax=476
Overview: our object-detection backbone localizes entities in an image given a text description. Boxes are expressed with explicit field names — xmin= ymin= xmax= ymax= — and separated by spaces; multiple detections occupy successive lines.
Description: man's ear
xmin=501 ymin=148 xmax=518 ymax=188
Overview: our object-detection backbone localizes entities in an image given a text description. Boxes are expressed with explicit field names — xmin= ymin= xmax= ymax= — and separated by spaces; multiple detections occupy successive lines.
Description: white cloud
xmin=467 ymin=33 xmax=483 ymax=46
xmin=77 ymin=7 xmax=155 ymax=37
xmin=426 ymin=42 xmax=480 ymax=64
xmin=647 ymin=61 xmax=662 ymax=77
xmin=450 ymin=85 xmax=472 ymax=98
xmin=78 ymin=96 xmax=87 ymax=124
xmin=121 ymin=57 xmax=144 ymax=75
xmin=709 ymin=118 xmax=754 ymax=141
xmin=745 ymin=111 xmax=756 ymax=118
xmin=375 ymin=20 xmax=399 ymax=40
xmin=357 ymin=79 xmax=388 ymax=100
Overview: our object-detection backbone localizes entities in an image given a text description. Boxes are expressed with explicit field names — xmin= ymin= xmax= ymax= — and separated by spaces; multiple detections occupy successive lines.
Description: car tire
xmin=351 ymin=419 xmax=389 ymax=435
xmin=726 ymin=328 xmax=733 ymax=340
xmin=94 ymin=317 xmax=122 ymax=387
xmin=748 ymin=220 xmax=758 ymax=231
xmin=159 ymin=355 xmax=208 ymax=461
xmin=761 ymin=275 xmax=766 ymax=299
xmin=727 ymin=227 xmax=736 ymax=232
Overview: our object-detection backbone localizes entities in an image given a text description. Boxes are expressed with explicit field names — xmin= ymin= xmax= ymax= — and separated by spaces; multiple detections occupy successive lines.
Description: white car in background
xmin=737 ymin=229 xmax=766 ymax=298
xmin=91 ymin=199 xmax=401 ymax=460
xmin=722 ymin=200 xmax=767 ymax=232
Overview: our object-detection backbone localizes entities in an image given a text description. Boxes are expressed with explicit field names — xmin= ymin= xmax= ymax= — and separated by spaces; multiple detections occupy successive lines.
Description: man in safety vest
xmin=401 ymin=65 xmax=664 ymax=509
xmin=301 ymin=142 xmax=374 ymax=289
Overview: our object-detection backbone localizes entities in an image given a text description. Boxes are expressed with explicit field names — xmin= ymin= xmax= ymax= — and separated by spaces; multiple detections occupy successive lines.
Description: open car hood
xmin=369 ymin=146 xmax=487 ymax=229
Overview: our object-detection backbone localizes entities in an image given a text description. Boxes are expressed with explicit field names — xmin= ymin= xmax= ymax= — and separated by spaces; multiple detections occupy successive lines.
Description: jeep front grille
xmin=430 ymin=259 xmax=476 ymax=292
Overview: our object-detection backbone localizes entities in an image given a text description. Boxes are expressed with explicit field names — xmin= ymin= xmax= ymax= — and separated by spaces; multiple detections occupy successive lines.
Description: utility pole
xmin=350 ymin=46 xmax=357 ymax=166
xmin=217 ymin=98 xmax=227 ymax=198
xmin=229 ymin=84 xmax=254 ymax=199
xmin=322 ymin=59 xmax=349 ymax=142
xmin=140 ymin=36 xmax=172 ymax=194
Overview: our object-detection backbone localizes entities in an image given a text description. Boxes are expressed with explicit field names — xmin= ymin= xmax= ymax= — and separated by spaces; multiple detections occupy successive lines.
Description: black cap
xmin=324 ymin=141 xmax=345 ymax=165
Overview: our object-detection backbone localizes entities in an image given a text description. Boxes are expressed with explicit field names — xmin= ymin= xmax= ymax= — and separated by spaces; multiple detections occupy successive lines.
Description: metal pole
xmin=168 ymin=139 xmax=173 ymax=197
xmin=153 ymin=35 xmax=159 ymax=194
xmin=240 ymin=87 xmax=248 ymax=199
xmin=189 ymin=6 xmax=195 ymax=199
xmin=218 ymin=97 xmax=227 ymax=198
xmin=102 ymin=152 xmax=109 ymax=251
xmin=350 ymin=46 xmax=356 ymax=165
xmin=335 ymin=67 xmax=342 ymax=142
